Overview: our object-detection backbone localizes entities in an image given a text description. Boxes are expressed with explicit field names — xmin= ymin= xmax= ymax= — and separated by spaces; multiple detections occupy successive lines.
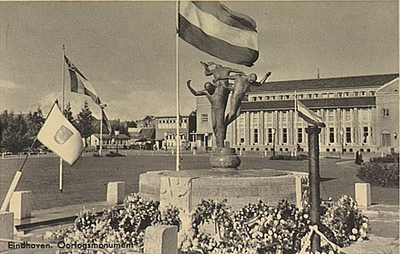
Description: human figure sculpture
xmin=187 ymin=62 xmax=271 ymax=149
xmin=215 ymin=71 xmax=271 ymax=125
xmin=187 ymin=80 xmax=229 ymax=148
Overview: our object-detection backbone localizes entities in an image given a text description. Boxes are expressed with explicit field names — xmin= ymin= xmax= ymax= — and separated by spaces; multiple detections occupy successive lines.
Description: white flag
xmin=37 ymin=102 xmax=84 ymax=165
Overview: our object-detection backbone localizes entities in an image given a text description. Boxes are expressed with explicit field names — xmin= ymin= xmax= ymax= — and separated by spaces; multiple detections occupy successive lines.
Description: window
xmin=268 ymin=128 xmax=273 ymax=143
xmin=345 ymin=109 xmax=351 ymax=121
xmin=313 ymin=93 xmax=319 ymax=98
xmin=346 ymin=127 xmax=351 ymax=143
xmin=298 ymin=94 xmax=304 ymax=99
xmin=307 ymin=94 xmax=312 ymax=99
xmin=363 ymin=126 xmax=368 ymax=143
xmin=271 ymin=96 xmax=276 ymax=100
xmin=369 ymin=91 xmax=375 ymax=96
xmin=254 ymin=129 xmax=259 ymax=143
xmin=344 ymin=92 xmax=350 ymax=97
xmin=382 ymin=109 xmax=390 ymax=117
xmin=266 ymin=96 xmax=270 ymax=100
xmin=328 ymin=93 xmax=334 ymax=98
xmin=322 ymin=93 xmax=328 ymax=98
xmin=201 ymin=114 xmax=208 ymax=122
xmin=353 ymin=92 xmax=359 ymax=97
xmin=361 ymin=91 xmax=366 ymax=96
xmin=258 ymin=96 xmax=263 ymax=101
xmin=329 ymin=128 xmax=335 ymax=143
xmin=285 ymin=95 xmax=290 ymax=100
xmin=282 ymin=128 xmax=288 ymax=143
xmin=252 ymin=97 xmax=257 ymax=101
xmin=298 ymin=128 xmax=303 ymax=143
xmin=281 ymin=111 xmax=287 ymax=122
xmin=337 ymin=92 xmax=343 ymax=98
xmin=382 ymin=133 xmax=391 ymax=147
xmin=328 ymin=110 xmax=334 ymax=122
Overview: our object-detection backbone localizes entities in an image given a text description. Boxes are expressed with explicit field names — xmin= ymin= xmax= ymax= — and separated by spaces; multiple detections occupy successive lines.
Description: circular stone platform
xmin=139 ymin=169 xmax=308 ymax=212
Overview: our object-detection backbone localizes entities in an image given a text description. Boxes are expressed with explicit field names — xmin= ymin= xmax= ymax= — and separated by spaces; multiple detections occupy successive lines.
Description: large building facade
xmin=196 ymin=73 xmax=399 ymax=154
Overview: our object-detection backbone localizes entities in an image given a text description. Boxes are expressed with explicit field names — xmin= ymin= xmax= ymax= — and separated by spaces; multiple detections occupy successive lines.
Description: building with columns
xmin=196 ymin=73 xmax=399 ymax=154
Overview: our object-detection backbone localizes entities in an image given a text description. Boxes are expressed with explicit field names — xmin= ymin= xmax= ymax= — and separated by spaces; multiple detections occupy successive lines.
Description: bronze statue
xmin=187 ymin=62 xmax=271 ymax=150
xmin=216 ymin=71 xmax=271 ymax=125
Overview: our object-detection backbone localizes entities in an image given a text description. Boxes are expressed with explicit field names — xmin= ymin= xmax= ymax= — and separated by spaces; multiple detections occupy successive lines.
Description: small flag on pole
xmin=296 ymin=100 xmax=326 ymax=127
xmin=37 ymin=102 xmax=84 ymax=165
xmin=178 ymin=1 xmax=259 ymax=67
xmin=64 ymin=55 xmax=102 ymax=105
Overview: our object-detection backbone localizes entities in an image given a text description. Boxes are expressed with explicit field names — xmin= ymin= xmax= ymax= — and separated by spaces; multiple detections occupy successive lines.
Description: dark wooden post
xmin=306 ymin=125 xmax=321 ymax=253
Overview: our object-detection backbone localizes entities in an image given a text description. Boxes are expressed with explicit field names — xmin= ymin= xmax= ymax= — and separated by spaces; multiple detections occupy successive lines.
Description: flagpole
xmin=100 ymin=107 xmax=103 ymax=156
xmin=175 ymin=0 xmax=180 ymax=171
xmin=59 ymin=45 xmax=66 ymax=192
xmin=0 ymin=137 xmax=38 ymax=211
xmin=294 ymin=91 xmax=298 ymax=157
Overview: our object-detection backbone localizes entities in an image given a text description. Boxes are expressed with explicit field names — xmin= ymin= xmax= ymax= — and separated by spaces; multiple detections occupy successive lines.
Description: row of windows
xmin=240 ymin=126 xmax=373 ymax=145
xmin=251 ymin=90 xmax=375 ymax=102
xmin=158 ymin=119 xmax=187 ymax=124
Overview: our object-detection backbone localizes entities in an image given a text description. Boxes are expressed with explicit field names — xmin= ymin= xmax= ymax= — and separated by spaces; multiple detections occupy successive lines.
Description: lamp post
xmin=164 ymin=132 xmax=168 ymax=152
xmin=272 ymin=128 xmax=276 ymax=157
xmin=340 ymin=129 xmax=344 ymax=155
xmin=204 ymin=133 xmax=209 ymax=152
xmin=115 ymin=130 xmax=120 ymax=154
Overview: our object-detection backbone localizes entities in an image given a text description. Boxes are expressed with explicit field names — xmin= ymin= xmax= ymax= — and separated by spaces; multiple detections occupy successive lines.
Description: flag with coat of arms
xmin=37 ymin=101 xmax=85 ymax=165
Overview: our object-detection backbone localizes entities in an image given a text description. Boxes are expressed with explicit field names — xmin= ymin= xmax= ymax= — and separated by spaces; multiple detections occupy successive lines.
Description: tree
xmin=26 ymin=106 xmax=45 ymax=149
xmin=63 ymin=102 xmax=76 ymax=125
xmin=76 ymin=101 xmax=95 ymax=140
xmin=1 ymin=112 xmax=30 ymax=153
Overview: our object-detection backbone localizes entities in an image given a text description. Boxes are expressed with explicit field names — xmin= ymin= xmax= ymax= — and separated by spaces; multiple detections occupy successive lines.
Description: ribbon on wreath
xmin=299 ymin=225 xmax=340 ymax=254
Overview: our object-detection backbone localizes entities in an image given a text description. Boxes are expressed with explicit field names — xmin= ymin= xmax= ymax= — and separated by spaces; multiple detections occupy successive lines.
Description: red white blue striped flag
xmin=64 ymin=56 xmax=102 ymax=105
xmin=178 ymin=1 xmax=259 ymax=67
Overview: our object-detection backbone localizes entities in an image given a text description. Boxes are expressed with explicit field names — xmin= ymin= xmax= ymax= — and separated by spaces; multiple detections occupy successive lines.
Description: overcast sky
xmin=1 ymin=1 xmax=398 ymax=121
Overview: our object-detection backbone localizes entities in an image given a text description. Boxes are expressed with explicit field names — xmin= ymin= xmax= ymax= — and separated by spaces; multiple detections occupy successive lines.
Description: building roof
xmin=248 ymin=73 xmax=399 ymax=93
xmin=241 ymin=97 xmax=376 ymax=111
xmin=92 ymin=134 xmax=112 ymax=140
xmin=128 ymin=128 xmax=155 ymax=141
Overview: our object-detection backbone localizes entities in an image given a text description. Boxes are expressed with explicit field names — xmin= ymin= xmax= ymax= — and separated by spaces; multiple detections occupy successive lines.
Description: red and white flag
xmin=37 ymin=102 xmax=84 ymax=165
xmin=64 ymin=55 xmax=102 ymax=105
xmin=296 ymin=100 xmax=326 ymax=127
xmin=178 ymin=1 xmax=259 ymax=67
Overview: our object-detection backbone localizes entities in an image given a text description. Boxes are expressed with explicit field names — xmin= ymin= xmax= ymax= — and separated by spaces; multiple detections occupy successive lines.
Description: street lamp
xmin=272 ymin=128 xmax=276 ymax=157
xmin=204 ymin=133 xmax=209 ymax=152
xmin=115 ymin=130 xmax=120 ymax=154
xmin=164 ymin=132 xmax=168 ymax=152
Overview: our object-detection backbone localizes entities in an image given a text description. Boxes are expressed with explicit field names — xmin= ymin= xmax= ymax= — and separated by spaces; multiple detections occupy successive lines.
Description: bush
xmin=270 ymin=154 xmax=308 ymax=161
xmin=369 ymin=153 xmax=399 ymax=163
xmin=357 ymin=162 xmax=399 ymax=187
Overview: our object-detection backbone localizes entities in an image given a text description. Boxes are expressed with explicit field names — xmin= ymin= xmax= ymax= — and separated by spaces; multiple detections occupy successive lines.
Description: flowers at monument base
xmin=49 ymin=193 xmax=370 ymax=254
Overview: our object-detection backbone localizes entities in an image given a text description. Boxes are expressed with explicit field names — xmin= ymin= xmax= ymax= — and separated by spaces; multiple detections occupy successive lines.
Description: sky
xmin=0 ymin=1 xmax=398 ymax=121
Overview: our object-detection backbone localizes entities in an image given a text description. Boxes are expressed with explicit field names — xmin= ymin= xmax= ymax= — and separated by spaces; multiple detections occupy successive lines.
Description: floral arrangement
xmin=50 ymin=193 xmax=369 ymax=254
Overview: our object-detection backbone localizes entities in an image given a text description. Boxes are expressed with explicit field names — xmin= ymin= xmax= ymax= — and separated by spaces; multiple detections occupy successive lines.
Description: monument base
xmin=209 ymin=148 xmax=241 ymax=169
xmin=139 ymin=169 xmax=308 ymax=213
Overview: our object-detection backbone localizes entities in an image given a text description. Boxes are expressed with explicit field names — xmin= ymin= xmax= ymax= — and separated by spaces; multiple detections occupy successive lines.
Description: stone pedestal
xmin=0 ymin=212 xmax=14 ymax=252
xmin=139 ymin=169 xmax=308 ymax=212
xmin=355 ymin=183 xmax=371 ymax=207
xmin=144 ymin=225 xmax=178 ymax=254
xmin=107 ymin=181 xmax=125 ymax=204
xmin=10 ymin=191 xmax=31 ymax=220
xmin=209 ymin=148 xmax=241 ymax=169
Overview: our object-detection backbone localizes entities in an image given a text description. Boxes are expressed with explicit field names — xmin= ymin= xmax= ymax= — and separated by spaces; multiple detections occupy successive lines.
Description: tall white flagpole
xmin=60 ymin=45 xmax=66 ymax=192
xmin=175 ymin=1 xmax=180 ymax=171
xmin=294 ymin=91 xmax=298 ymax=157
xmin=99 ymin=106 xmax=103 ymax=156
